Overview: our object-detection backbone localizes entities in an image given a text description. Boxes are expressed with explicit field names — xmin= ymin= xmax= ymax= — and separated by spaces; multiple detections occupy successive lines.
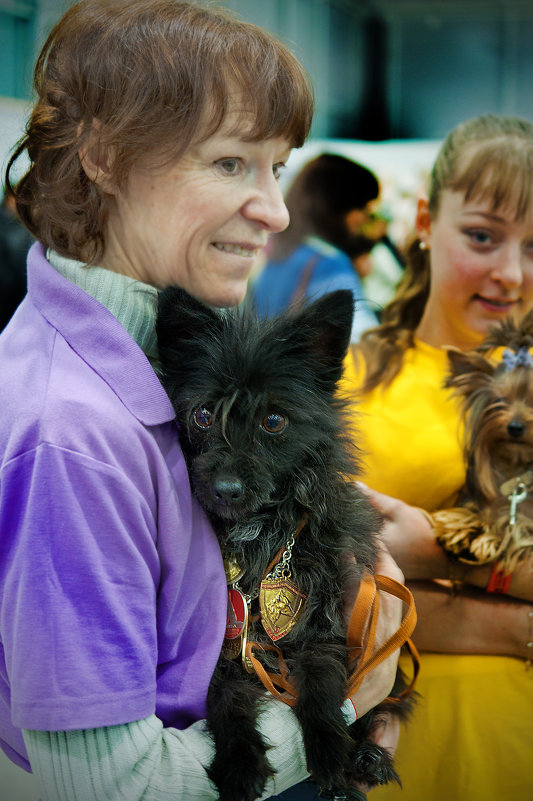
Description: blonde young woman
xmin=344 ymin=114 xmax=533 ymax=801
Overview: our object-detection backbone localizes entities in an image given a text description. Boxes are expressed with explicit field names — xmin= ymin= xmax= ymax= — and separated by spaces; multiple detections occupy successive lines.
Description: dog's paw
xmin=348 ymin=741 xmax=400 ymax=788
xmin=208 ymin=751 xmax=275 ymax=801
xmin=305 ymin=730 xmax=353 ymax=790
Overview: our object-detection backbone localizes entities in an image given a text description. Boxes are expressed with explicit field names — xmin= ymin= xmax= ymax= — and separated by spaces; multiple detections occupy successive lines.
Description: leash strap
xmin=246 ymin=570 xmax=419 ymax=707
xmin=346 ymin=573 xmax=419 ymax=700
xmin=244 ymin=640 xmax=298 ymax=707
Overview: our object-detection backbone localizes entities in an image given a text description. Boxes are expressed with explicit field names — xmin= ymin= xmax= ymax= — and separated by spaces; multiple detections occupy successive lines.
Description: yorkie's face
xmin=469 ymin=367 xmax=533 ymax=470
xmin=459 ymin=364 xmax=533 ymax=472
xmin=445 ymin=313 xmax=533 ymax=497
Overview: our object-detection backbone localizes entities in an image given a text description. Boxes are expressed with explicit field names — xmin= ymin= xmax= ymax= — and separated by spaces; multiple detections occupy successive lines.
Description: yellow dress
xmin=342 ymin=339 xmax=533 ymax=801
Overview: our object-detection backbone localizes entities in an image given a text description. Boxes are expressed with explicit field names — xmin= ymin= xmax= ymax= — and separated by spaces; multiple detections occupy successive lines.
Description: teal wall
xmin=0 ymin=1 xmax=37 ymax=98
xmin=2 ymin=0 xmax=533 ymax=140
xmin=0 ymin=0 xmax=368 ymax=139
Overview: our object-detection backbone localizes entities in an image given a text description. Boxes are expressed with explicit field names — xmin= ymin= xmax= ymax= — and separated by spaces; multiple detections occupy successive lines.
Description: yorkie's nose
xmin=212 ymin=476 xmax=244 ymax=505
xmin=507 ymin=419 xmax=526 ymax=438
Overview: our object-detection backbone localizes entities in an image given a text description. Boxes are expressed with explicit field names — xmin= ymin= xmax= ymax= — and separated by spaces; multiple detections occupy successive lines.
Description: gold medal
xmin=223 ymin=554 xmax=245 ymax=585
xmin=259 ymin=577 xmax=306 ymax=641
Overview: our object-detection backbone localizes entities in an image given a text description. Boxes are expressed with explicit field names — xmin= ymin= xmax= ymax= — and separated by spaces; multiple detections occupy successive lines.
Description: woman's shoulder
xmin=0 ymin=311 xmax=169 ymax=477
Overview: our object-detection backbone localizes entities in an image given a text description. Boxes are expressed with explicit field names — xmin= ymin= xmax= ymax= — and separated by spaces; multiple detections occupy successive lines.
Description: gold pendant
xmin=259 ymin=578 xmax=306 ymax=641
xmin=223 ymin=554 xmax=245 ymax=584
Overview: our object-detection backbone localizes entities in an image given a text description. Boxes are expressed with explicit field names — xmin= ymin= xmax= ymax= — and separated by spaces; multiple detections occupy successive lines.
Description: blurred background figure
xmin=251 ymin=152 xmax=400 ymax=341
xmin=0 ymin=185 xmax=32 ymax=330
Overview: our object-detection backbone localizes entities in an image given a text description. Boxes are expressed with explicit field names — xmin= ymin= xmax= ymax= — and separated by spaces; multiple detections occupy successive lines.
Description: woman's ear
xmin=78 ymin=120 xmax=116 ymax=193
xmin=415 ymin=197 xmax=432 ymax=247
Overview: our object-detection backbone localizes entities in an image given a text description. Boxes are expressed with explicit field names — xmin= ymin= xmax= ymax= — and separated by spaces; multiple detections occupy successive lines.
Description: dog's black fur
xmin=157 ymin=288 xmax=409 ymax=801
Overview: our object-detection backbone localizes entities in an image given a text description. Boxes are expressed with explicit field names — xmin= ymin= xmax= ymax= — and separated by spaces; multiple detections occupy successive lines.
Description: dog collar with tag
xmin=222 ymin=519 xmax=307 ymax=656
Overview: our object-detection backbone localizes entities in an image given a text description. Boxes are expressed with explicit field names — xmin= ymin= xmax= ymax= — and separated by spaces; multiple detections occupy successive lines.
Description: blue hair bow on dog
xmin=502 ymin=346 xmax=533 ymax=371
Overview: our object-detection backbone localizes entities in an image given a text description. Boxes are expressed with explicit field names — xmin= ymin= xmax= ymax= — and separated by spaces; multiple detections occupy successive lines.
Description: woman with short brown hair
xmin=0 ymin=2 xmax=404 ymax=800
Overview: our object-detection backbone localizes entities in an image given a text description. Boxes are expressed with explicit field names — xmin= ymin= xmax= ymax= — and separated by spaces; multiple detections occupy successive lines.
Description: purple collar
xmin=27 ymin=242 xmax=175 ymax=426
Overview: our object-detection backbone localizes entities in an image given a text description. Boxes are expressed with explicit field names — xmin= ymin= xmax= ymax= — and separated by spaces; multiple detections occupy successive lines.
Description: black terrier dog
xmin=157 ymin=288 xmax=413 ymax=801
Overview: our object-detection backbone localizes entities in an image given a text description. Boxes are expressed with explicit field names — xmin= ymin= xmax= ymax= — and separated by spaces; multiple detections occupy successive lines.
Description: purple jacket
xmin=0 ymin=244 xmax=226 ymax=770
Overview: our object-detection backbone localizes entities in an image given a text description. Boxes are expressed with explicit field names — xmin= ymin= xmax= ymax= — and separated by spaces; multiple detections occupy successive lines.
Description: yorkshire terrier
xmin=432 ymin=310 xmax=533 ymax=576
xmin=156 ymin=288 xmax=415 ymax=801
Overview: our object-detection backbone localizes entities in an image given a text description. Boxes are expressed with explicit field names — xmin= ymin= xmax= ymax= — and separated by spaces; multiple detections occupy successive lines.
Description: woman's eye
xmin=465 ymin=229 xmax=494 ymax=247
xmin=272 ymin=162 xmax=286 ymax=180
xmin=193 ymin=407 xmax=214 ymax=429
xmin=216 ymin=158 xmax=240 ymax=175
xmin=261 ymin=412 xmax=288 ymax=434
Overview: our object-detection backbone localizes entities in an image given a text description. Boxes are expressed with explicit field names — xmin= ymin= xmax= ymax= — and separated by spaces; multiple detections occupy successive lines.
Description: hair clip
xmin=502 ymin=346 xmax=533 ymax=371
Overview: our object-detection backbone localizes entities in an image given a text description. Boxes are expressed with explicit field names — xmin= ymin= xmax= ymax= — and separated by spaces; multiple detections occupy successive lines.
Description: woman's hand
xmin=345 ymin=542 xmax=404 ymax=718
xmin=357 ymin=483 xmax=451 ymax=580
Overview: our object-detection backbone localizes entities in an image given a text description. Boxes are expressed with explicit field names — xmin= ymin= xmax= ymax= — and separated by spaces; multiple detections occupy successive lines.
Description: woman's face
xmin=416 ymin=189 xmax=533 ymax=349
xmin=100 ymin=113 xmax=291 ymax=308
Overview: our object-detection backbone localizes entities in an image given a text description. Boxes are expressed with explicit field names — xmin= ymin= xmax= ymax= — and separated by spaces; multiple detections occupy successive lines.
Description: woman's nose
xmin=242 ymin=177 xmax=290 ymax=233
xmin=491 ymin=245 xmax=524 ymax=287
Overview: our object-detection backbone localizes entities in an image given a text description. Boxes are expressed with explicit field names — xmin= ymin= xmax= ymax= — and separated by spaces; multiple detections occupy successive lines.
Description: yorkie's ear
xmin=444 ymin=347 xmax=495 ymax=394
xmin=520 ymin=308 xmax=533 ymax=340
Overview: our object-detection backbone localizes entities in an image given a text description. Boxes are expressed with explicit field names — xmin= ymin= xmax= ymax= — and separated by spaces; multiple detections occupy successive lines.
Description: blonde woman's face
xmin=416 ymin=189 xmax=533 ymax=350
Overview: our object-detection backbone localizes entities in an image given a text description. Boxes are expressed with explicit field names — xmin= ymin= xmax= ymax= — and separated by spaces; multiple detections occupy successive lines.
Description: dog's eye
xmin=193 ymin=407 xmax=214 ymax=429
xmin=261 ymin=413 xmax=288 ymax=434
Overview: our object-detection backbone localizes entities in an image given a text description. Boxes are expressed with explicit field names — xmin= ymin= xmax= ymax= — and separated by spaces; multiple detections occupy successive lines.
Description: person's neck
xmin=415 ymin=310 xmax=483 ymax=351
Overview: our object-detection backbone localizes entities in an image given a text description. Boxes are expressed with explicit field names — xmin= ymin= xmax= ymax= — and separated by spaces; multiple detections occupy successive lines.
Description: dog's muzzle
xmin=211 ymin=475 xmax=244 ymax=506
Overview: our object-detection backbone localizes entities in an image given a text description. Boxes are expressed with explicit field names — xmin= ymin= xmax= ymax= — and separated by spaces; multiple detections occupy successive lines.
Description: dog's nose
xmin=212 ymin=477 xmax=244 ymax=505
xmin=507 ymin=419 xmax=526 ymax=438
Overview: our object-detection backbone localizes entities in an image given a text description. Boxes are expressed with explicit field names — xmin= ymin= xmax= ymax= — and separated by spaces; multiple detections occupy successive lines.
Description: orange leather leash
xmin=245 ymin=569 xmax=419 ymax=708
xmin=346 ymin=572 xmax=420 ymax=701
xmin=245 ymin=640 xmax=298 ymax=706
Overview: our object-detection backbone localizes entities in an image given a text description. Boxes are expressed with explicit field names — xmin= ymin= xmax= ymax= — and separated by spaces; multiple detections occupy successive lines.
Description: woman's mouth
xmin=213 ymin=242 xmax=261 ymax=258
xmin=475 ymin=295 xmax=519 ymax=314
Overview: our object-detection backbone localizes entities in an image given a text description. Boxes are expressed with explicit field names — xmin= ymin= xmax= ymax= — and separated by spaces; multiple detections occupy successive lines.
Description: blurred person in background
xmin=0 ymin=185 xmax=32 ymax=330
xmin=251 ymin=152 xmax=386 ymax=340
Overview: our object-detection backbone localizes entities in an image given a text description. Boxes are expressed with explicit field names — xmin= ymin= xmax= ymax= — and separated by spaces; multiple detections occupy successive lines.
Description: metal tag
xmin=259 ymin=578 xmax=306 ymax=641
xmin=221 ymin=588 xmax=248 ymax=661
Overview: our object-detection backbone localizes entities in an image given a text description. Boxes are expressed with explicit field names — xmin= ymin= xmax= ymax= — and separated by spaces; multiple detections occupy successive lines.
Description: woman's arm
xmin=359 ymin=483 xmax=533 ymax=601
xmin=24 ymin=607 xmax=405 ymax=801
xmin=409 ymin=579 xmax=533 ymax=659
xmin=23 ymin=707 xmax=308 ymax=801
xmin=23 ymin=548 xmax=406 ymax=801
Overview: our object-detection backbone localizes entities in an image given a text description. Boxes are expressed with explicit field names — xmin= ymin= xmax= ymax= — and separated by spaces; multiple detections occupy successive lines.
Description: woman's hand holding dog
xmin=343 ymin=542 xmax=404 ymax=717
xmin=357 ymin=483 xmax=451 ymax=580
xmin=360 ymin=484 xmax=533 ymax=602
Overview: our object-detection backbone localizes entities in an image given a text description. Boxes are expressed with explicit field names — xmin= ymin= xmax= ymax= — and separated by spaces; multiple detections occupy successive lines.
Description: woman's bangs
xmin=452 ymin=144 xmax=533 ymax=220
xmin=217 ymin=45 xmax=313 ymax=148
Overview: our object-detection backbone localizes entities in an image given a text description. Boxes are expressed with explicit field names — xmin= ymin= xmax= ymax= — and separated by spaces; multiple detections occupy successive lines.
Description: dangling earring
xmin=419 ymin=240 xmax=429 ymax=251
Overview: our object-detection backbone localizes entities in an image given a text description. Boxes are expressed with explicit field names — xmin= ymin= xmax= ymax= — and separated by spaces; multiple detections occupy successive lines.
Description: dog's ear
xmin=157 ymin=287 xmax=221 ymax=348
xmin=518 ymin=308 xmax=533 ymax=347
xmin=445 ymin=346 xmax=495 ymax=394
xmin=156 ymin=287 xmax=223 ymax=399
xmin=291 ymin=290 xmax=354 ymax=390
